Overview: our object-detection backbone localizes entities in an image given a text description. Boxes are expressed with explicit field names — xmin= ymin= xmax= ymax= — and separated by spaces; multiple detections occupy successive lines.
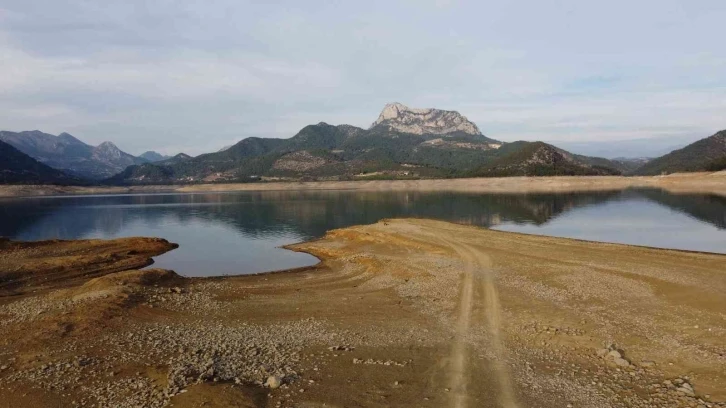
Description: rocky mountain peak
xmin=370 ymin=102 xmax=482 ymax=136
xmin=96 ymin=141 xmax=120 ymax=150
xmin=93 ymin=142 xmax=124 ymax=160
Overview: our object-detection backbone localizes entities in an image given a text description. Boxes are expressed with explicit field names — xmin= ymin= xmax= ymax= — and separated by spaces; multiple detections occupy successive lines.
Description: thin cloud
xmin=0 ymin=0 xmax=723 ymax=155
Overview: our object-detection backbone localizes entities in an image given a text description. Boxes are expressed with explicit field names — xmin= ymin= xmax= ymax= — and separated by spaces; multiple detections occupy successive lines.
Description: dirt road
xmin=1 ymin=219 xmax=725 ymax=407
xmin=443 ymin=239 xmax=517 ymax=408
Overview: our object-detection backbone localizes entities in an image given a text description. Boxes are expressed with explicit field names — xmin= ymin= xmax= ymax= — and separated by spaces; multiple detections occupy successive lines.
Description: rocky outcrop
xmin=272 ymin=151 xmax=330 ymax=172
xmin=370 ymin=102 xmax=482 ymax=136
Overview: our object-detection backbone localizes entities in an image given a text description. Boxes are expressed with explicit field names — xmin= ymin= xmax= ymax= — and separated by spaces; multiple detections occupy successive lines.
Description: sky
xmin=0 ymin=0 xmax=725 ymax=156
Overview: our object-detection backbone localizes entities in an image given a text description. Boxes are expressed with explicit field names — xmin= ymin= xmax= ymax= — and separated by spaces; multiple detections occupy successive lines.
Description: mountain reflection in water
xmin=0 ymin=189 xmax=724 ymax=276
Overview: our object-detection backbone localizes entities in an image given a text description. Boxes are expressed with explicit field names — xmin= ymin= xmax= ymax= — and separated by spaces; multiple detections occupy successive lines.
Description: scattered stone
xmin=265 ymin=375 xmax=282 ymax=389
xmin=613 ymin=358 xmax=630 ymax=367
xmin=328 ymin=345 xmax=354 ymax=352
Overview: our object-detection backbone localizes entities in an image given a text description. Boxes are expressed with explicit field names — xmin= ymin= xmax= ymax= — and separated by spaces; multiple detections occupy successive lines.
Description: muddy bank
xmin=0 ymin=237 xmax=178 ymax=296
xmin=1 ymin=172 xmax=725 ymax=198
xmin=0 ymin=220 xmax=724 ymax=407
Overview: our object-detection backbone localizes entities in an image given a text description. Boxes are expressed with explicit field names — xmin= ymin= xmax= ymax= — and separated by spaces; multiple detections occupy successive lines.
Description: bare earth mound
xmin=0 ymin=220 xmax=724 ymax=407
xmin=0 ymin=237 xmax=178 ymax=296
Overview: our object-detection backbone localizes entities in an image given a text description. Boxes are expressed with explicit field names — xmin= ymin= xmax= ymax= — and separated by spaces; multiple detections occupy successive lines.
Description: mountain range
xmin=1 ymin=103 xmax=725 ymax=185
xmin=0 ymin=140 xmax=81 ymax=184
xmin=105 ymin=103 xmax=631 ymax=185
xmin=0 ymin=130 xmax=148 ymax=180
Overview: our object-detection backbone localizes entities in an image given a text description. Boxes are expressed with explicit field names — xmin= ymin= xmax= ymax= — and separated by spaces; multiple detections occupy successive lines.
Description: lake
xmin=0 ymin=189 xmax=724 ymax=276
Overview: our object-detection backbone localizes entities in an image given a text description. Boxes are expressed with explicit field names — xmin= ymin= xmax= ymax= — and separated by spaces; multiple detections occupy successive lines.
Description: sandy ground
xmin=0 ymin=219 xmax=725 ymax=407
xmin=0 ymin=172 xmax=725 ymax=198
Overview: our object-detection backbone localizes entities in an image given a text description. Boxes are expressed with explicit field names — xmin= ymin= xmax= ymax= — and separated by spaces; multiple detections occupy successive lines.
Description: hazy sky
xmin=1 ymin=1 xmax=724 ymax=155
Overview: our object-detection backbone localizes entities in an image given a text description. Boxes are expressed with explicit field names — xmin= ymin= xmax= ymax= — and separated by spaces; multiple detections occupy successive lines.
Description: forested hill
xmin=633 ymin=130 xmax=726 ymax=175
xmin=105 ymin=116 xmax=626 ymax=185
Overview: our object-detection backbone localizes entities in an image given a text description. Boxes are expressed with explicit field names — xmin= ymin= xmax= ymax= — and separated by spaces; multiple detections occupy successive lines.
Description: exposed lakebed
xmin=1 ymin=189 xmax=724 ymax=276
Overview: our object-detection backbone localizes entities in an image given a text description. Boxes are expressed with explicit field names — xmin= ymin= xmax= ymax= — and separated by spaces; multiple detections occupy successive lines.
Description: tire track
xmin=437 ymin=232 xmax=519 ymax=408
xmin=447 ymin=243 xmax=475 ymax=408
xmin=463 ymin=243 xmax=519 ymax=408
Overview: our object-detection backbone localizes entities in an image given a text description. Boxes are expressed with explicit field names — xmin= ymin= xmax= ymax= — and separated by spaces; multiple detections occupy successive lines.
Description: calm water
xmin=0 ymin=189 xmax=724 ymax=276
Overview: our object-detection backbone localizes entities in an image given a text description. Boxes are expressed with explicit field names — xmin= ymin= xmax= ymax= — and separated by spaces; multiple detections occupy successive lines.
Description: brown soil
xmin=1 ymin=172 xmax=725 ymax=198
xmin=0 ymin=237 xmax=178 ymax=296
xmin=0 ymin=219 xmax=724 ymax=408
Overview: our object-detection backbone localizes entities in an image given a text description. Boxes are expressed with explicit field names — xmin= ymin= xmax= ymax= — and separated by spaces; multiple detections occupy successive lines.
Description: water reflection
xmin=0 ymin=188 xmax=724 ymax=276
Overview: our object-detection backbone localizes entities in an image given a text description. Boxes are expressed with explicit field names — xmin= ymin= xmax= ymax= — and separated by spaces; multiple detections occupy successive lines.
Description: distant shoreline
xmin=0 ymin=172 xmax=724 ymax=198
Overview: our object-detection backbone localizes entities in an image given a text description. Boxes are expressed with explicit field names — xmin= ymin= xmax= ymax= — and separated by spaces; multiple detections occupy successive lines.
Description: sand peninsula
xmin=0 ymin=218 xmax=724 ymax=407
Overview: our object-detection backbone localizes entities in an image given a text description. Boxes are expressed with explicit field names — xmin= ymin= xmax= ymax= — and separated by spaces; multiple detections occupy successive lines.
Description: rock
xmin=370 ymin=103 xmax=482 ymax=136
xmin=265 ymin=376 xmax=282 ymax=389
xmin=607 ymin=350 xmax=622 ymax=359
xmin=613 ymin=358 xmax=630 ymax=367
xmin=596 ymin=349 xmax=609 ymax=357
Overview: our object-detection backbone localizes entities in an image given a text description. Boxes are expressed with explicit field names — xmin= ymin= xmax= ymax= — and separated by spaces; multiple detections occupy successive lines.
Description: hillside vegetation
xmin=471 ymin=142 xmax=621 ymax=177
xmin=633 ymin=130 xmax=726 ymax=175
xmin=105 ymin=124 xmax=625 ymax=185
xmin=7 ymin=104 xmax=725 ymax=186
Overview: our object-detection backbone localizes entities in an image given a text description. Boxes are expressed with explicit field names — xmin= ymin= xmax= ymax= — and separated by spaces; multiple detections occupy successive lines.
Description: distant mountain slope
xmin=0 ymin=140 xmax=80 ymax=184
xmin=158 ymin=153 xmax=192 ymax=165
xmin=0 ymin=130 xmax=147 ymax=180
xmin=106 ymin=103 xmax=623 ymax=185
xmin=139 ymin=151 xmax=171 ymax=162
xmin=548 ymin=135 xmax=702 ymax=160
xmin=633 ymin=130 xmax=726 ymax=175
xmin=105 ymin=153 xmax=194 ymax=184
xmin=471 ymin=142 xmax=622 ymax=177
xmin=610 ymin=157 xmax=651 ymax=173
